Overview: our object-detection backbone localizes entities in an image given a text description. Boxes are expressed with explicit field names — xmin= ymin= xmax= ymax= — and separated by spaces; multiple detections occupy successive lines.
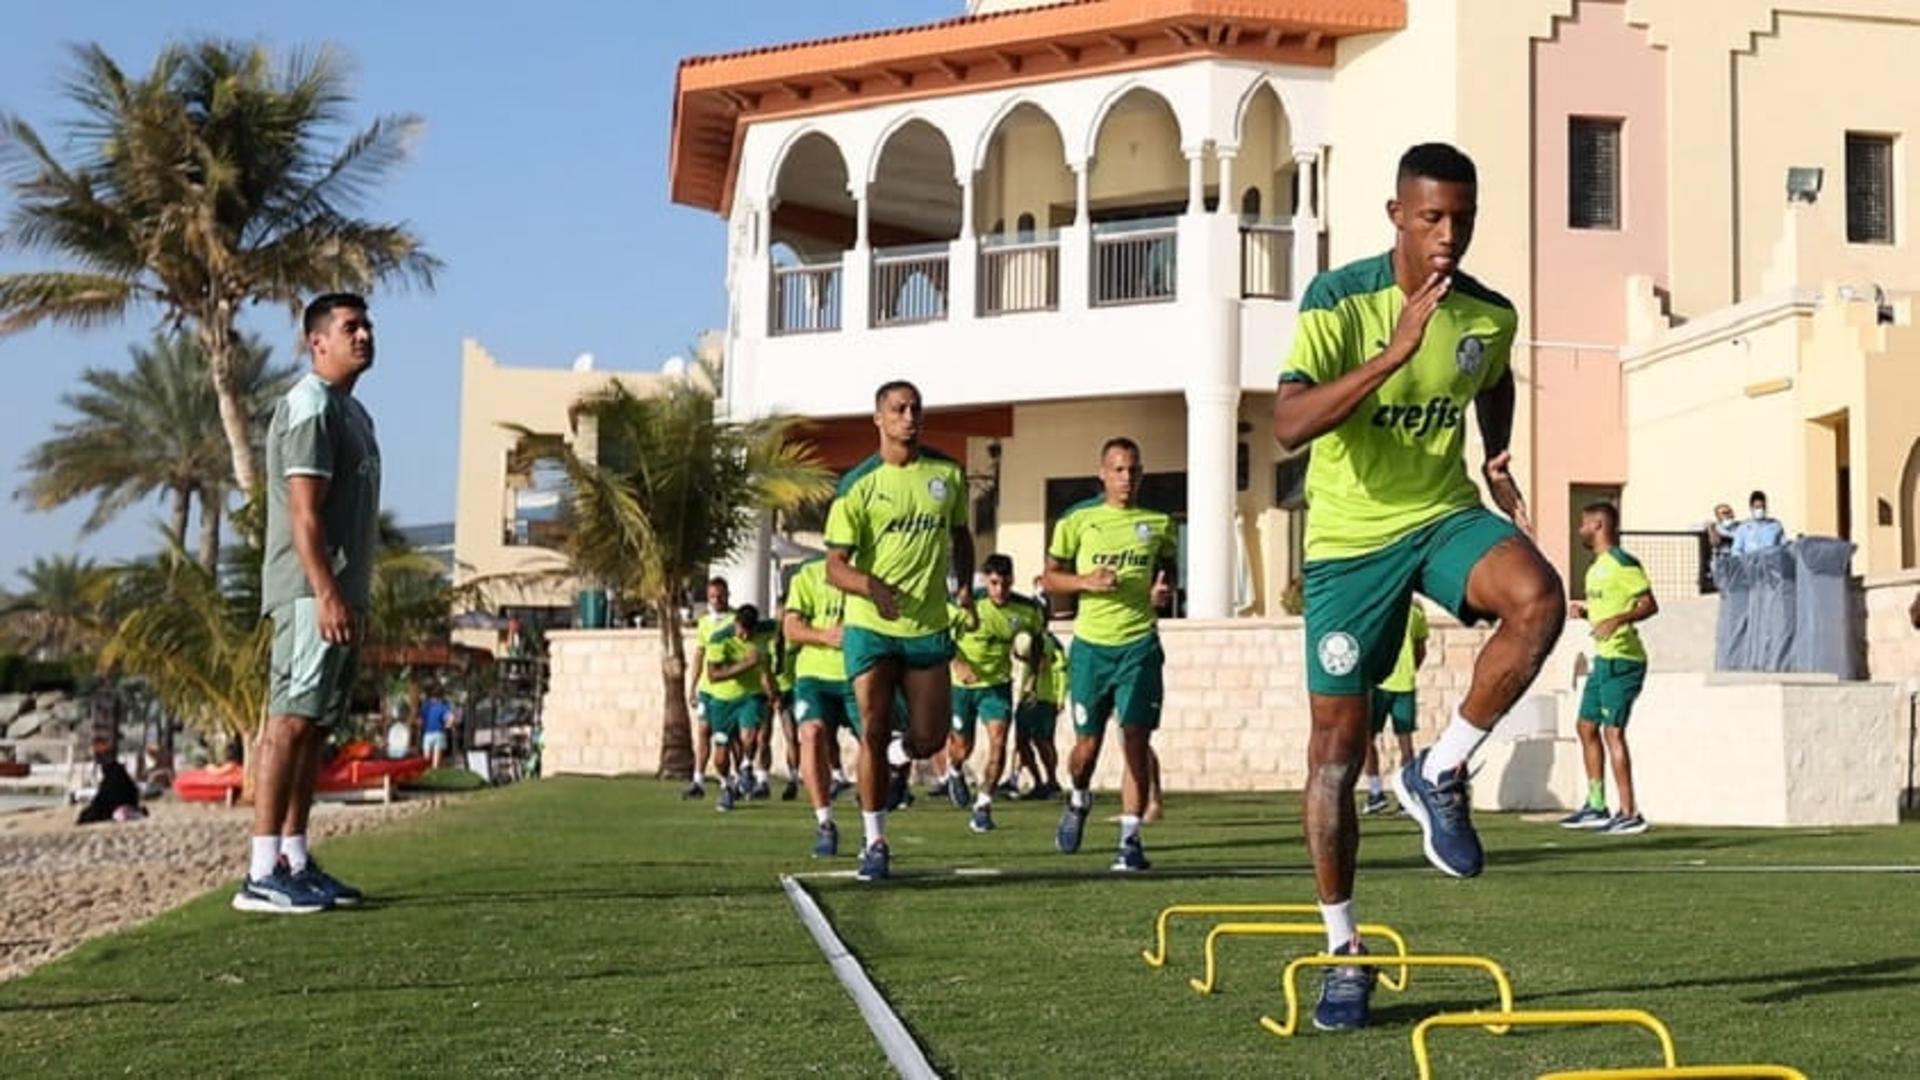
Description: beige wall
xmin=1234 ymin=86 xmax=1297 ymax=221
xmin=976 ymin=104 xmax=1074 ymax=233
xmin=1088 ymin=90 xmax=1186 ymax=209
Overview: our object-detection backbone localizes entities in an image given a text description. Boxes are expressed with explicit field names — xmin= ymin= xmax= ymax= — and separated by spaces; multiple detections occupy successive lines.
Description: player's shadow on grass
xmin=1529 ymin=955 xmax=1920 ymax=1006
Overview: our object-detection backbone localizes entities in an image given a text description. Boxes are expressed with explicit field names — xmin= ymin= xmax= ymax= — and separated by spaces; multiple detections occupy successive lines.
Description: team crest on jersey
xmin=1317 ymin=631 xmax=1360 ymax=677
xmin=928 ymin=476 xmax=949 ymax=501
xmin=1134 ymin=522 xmax=1153 ymax=541
xmin=1455 ymin=335 xmax=1487 ymax=377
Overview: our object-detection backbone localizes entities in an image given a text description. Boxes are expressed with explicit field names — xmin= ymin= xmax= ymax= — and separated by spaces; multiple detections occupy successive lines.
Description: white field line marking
xmin=786 ymin=863 xmax=1920 ymax=883
xmin=780 ymin=875 xmax=939 ymax=1080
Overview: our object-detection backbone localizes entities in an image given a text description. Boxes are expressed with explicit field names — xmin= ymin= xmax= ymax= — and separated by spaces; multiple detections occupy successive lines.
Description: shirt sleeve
xmin=1047 ymin=511 xmax=1079 ymax=565
xmin=787 ymin=572 xmax=815 ymax=621
xmin=279 ymin=405 xmax=334 ymax=478
xmin=1479 ymin=314 xmax=1516 ymax=389
xmin=824 ymin=494 xmax=863 ymax=552
xmin=1612 ymin=558 xmax=1653 ymax=600
xmin=1157 ymin=517 xmax=1180 ymax=564
xmin=1280 ymin=296 xmax=1355 ymax=387
xmin=945 ymin=462 xmax=968 ymax=528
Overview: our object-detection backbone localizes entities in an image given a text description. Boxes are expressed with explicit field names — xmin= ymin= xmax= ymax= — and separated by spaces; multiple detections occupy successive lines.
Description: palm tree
xmin=19 ymin=333 xmax=295 ymax=570
xmin=0 ymin=40 xmax=438 ymax=493
xmin=512 ymin=375 xmax=832 ymax=778
xmin=0 ymin=554 xmax=114 ymax=660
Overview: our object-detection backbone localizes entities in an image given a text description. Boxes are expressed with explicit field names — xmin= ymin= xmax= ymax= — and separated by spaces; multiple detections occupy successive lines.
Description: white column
xmin=1185 ymin=148 xmax=1206 ymax=215
xmin=845 ymin=185 xmax=871 ymax=331
xmin=1060 ymin=162 xmax=1091 ymax=311
xmin=1184 ymin=383 xmax=1240 ymax=620
xmin=716 ymin=512 xmax=775 ymax=613
xmin=1290 ymin=147 xmax=1322 ymax=300
xmin=951 ymin=171 xmax=976 ymax=320
xmin=1215 ymin=150 xmax=1236 ymax=217
xmin=1074 ymin=164 xmax=1090 ymax=225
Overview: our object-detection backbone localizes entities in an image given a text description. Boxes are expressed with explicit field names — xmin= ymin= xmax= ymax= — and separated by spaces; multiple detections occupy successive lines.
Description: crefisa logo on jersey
xmin=1456 ymin=335 xmax=1487 ymax=377
xmin=928 ymin=477 xmax=949 ymax=501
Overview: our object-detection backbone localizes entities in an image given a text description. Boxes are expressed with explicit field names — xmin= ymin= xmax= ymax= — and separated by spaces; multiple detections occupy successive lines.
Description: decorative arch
xmin=1083 ymin=79 xmax=1183 ymax=164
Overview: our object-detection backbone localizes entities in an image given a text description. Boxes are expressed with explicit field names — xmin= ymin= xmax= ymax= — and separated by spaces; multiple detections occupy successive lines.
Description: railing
xmin=1619 ymin=529 xmax=1715 ymax=596
xmin=769 ymin=260 xmax=842 ymax=336
xmin=871 ymin=242 xmax=950 ymax=327
xmin=978 ymin=235 xmax=1059 ymax=316
xmin=1091 ymin=217 xmax=1178 ymax=306
xmin=1240 ymin=222 xmax=1295 ymax=299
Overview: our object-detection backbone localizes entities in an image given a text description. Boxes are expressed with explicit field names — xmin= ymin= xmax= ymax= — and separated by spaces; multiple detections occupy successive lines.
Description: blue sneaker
xmin=828 ymin=777 xmax=853 ymax=802
xmin=812 ymin=821 xmax=839 ymax=858
xmin=1393 ymin=751 xmax=1483 ymax=878
xmin=717 ymin=785 xmax=735 ymax=813
xmin=856 ymin=840 xmax=891 ymax=882
xmin=1312 ymin=942 xmax=1377 ymax=1032
xmin=968 ymin=804 xmax=995 ymax=833
xmin=1559 ymin=805 xmax=1612 ymax=829
xmin=292 ymin=858 xmax=363 ymax=907
xmin=231 ymin=867 xmax=332 ymax=915
xmin=886 ymin=768 xmax=914 ymax=811
xmin=1360 ymin=791 xmax=1392 ymax=816
xmin=947 ymin=771 xmax=972 ymax=809
xmin=1110 ymin=836 xmax=1151 ymax=872
xmin=1600 ymin=812 xmax=1650 ymax=836
xmin=1056 ymin=803 xmax=1089 ymax=854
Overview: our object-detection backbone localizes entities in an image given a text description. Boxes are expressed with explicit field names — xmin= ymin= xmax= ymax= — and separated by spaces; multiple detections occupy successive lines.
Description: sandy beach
xmin=1 ymin=797 xmax=436 ymax=981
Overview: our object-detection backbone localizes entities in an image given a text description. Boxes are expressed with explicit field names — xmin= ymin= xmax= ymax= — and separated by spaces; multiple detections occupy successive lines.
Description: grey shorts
xmin=269 ymin=598 xmax=360 ymax=727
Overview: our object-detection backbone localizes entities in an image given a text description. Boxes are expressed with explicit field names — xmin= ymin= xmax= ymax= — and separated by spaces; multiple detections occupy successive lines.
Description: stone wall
xmin=1864 ymin=569 xmax=1920 ymax=692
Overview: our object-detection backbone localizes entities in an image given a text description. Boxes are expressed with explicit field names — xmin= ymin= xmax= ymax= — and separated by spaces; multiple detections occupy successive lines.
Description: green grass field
xmin=3 ymin=777 xmax=1917 ymax=1077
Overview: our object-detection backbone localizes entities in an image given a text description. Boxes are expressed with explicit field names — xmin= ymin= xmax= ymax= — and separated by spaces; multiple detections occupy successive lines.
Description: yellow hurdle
xmin=1258 ymin=955 xmax=1515 ymax=1038
xmin=1411 ymin=1009 xmax=1678 ymax=1080
xmin=1536 ymin=1060 xmax=1804 ymax=1068
xmin=1142 ymin=903 xmax=1327 ymax=967
xmin=1187 ymin=921 xmax=1414 ymax=995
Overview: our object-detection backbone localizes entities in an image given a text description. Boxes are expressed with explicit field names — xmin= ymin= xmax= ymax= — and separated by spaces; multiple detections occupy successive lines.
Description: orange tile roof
xmin=670 ymin=0 xmax=1405 ymax=214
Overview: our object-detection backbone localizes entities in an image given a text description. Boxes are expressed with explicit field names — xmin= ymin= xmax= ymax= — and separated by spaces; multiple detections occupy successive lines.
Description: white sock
xmin=1070 ymin=788 xmax=1092 ymax=810
xmin=1423 ymin=708 xmax=1491 ymax=782
xmin=975 ymin=792 xmax=992 ymax=809
xmin=886 ymin=738 xmax=911 ymax=767
xmin=1320 ymin=900 xmax=1357 ymax=953
xmin=1366 ymin=774 xmax=1384 ymax=797
xmin=249 ymin=836 xmax=280 ymax=881
xmin=815 ymin=806 xmax=833 ymax=826
xmin=281 ymin=834 xmax=310 ymax=873
xmin=1120 ymin=814 xmax=1142 ymax=844
xmin=862 ymin=810 xmax=886 ymax=848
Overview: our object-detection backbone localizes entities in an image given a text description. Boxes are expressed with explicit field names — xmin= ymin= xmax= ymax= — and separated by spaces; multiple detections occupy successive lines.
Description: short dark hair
xmin=982 ymin=554 xmax=1014 ymax=579
xmin=734 ymin=604 xmax=759 ymax=627
xmin=1099 ymin=436 xmax=1141 ymax=461
xmin=1397 ymin=143 xmax=1477 ymax=187
xmin=706 ymin=576 xmax=729 ymax=590
xmin=302 ymin=292 xmax=367 ymax=337
xmin=874 ymin=379 xmax=920 ymax=408
xmin=1749 ymin=490 xmax=1767 ymax=505
xmin=1582 ymin=501 xmax=1620 ymax=532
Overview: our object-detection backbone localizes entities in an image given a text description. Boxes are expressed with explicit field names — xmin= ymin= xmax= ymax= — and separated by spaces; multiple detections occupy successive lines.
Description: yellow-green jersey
xmin=775 ymin=629 xmax=798 ymax=692
xmin=751 ymin=620 xmax=781 ymax=691
xmin=1047 ymin=498 xmax=1178 ymax=648
xmin=692 ymin=609 xmax=733 ymax=693
xmin=784 ymin=558 xmax=847 ymax=683
xmin=1280 ymin=252 xmax=1517 ymax=560
xmin=1378 ymin=601 xmax=1430 ymax=693
xmin=703 ymin=626 xmax=761 ymax=702
xmin=824 ymin=450 xmax=969 ymax=638
xmin=948 ymin=591 xmax=1045 ymax=688
xmin=1035 ymin=632 xmax=1068 ymax=705
xmin=1584 ymin=547 xmax=1653 ymax=663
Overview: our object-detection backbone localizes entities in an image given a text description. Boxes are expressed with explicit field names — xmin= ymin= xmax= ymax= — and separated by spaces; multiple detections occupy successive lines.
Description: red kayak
xmin=172 ymin=743 xmax=431 ymax=803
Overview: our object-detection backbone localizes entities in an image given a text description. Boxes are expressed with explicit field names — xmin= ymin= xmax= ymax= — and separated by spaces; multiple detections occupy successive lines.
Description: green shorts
xmin=1068 ymin=636 xmax=1164 ymax=736
xmin=268 ymin=598 xmax=360 ymax=728
xmin=1579 ymin=658 xmax=1647 ymax=728
xmin=706 ymin=695 xmax=767 ymax=744
xmin=693 ymin=692 xmax=714 ymax=727
xmin=1016 ymin=699 xmax=1060 ymax=740
xmin=793 ymin=677 xmax=862 ymax=736
xmin=1304 ymin=507 xmax=1521 ymax=696
xmin=1370 ymin=689 xmax=1417 ymax=736
xmin=842 ymin=627 xmax=952 ymax=681
xmin=951 ymin=683 xmax=1013 ymax=736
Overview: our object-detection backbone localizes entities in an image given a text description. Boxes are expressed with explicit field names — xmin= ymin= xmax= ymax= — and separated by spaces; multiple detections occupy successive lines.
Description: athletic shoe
xmin=948 ymin=771 xmax=973 ymax=810
xmin=812 ymin=821 xmax=839 ymax=858
xmin=927 ymin=776 xmax=952 ymax=802
xmin=969 ymin=804 xmax=995 ymax=833
xmin=681 ymin=781 xmax=705 ymax=800
xmin=1600 ymin=813 xmax=1650 ymax=836
xmin=1393 ymin=751 xmax=1484 ymax=879
xmin=828 ymin=777 xmax=854 ymax=801
xmin=1360 ymin=791 xmax=1391 ymax=816
xmin=1110 ymin=836 xmax=1151 ymax=872
xmin=1311 ymin=942 xmax=1377 ymax=1032
xmin=293 ymin=858 xmax=363 ymax=907
xmin=994 ymin=780 xmax=1020 ymax=800
xmin=856 ymin=840 xmax=891 ymax=882
xmin=781 ymin=779 xmax=799 ymax=802
xmin=1559 ymin=806 xmax=1612 ymax=829
xmin=717 ymin=785 xmax=735 ymax=813
xmin=231 ymin=868 xmax=332 ymax=915
xmin=750 ymin=780 xmax=772 ymax=801
xmin=1056 ymin=803 xmax=1089 ymax=854
xmin=886 ymin=770 xmax=913 ymax=811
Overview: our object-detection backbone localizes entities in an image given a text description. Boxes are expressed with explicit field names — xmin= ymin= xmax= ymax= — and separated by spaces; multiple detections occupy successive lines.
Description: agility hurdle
xmin=1411 ymin=1009 xmax=1677 ymax=1080
xmin=1258 ymin=954 xmax=1515 ymax=1037
xmin=1187 ymin=921 xmax=1414 ymax=994
xmin=1142 ymin=903 xmax=1325 ymax=967
xmin=1536 ymin=1060 xmax=1804 ymax=1068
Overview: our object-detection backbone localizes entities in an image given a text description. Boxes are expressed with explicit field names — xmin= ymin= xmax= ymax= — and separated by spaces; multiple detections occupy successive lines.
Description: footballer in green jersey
xmin=1563 ymin=501 xmax=1658 ymax=837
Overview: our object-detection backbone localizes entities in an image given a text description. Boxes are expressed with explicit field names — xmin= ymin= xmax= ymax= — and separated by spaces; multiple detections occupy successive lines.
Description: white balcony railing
xmin=1240 ymin=223 xmax=1295 ymax=300
xmin=770 ymin=261 xmax=842 ymax=336
xmin=871 ymin=242 xmax=950 ymax=327
xmin=978 ymin=234 xmax=1059 ymax=316
xmin=1090 ymin=217 xmax=1178 ymax=307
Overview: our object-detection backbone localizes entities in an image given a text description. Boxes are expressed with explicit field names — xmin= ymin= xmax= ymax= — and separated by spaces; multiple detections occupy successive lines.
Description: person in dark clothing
xmin=77 ymin=737 xmax=144 ymax=825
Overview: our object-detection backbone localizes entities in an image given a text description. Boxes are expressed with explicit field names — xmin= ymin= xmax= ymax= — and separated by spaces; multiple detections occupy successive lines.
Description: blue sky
xmin=0 ymin=0 xmax=957 ymax=583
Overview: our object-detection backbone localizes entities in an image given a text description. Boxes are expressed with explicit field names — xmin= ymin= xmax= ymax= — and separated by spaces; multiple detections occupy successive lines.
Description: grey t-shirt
xmin=262 ymin=372 xmax=381 ymax=613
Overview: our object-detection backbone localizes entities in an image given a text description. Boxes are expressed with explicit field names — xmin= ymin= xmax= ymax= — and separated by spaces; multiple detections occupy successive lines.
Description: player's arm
xmin=687 ymin=641 xmax=706 ymax=705
xmin=782 ymin=608 xmax=839 ymax=650
xmin=1272 ymin=273 xmax=1451 ymax=452
xmin=1594 ymin=590 xmax=1658 ymax=640
xmin=288 ymin=475 xmax=353 ymax=644
xmin=709 ymin=644 xmax=759 ymax=682
xmin=1044 ymin=556 xmax=1115 ymax=596
xmin=950 ymin=526 xmax=976 ymax=613
xmin=1150 ymin=555 xmax=1178 ymax=613
xmin=1474 ymin=371 xmax=1532 ymax=534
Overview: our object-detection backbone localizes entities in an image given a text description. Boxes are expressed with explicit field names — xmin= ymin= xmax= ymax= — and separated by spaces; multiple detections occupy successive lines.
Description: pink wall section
xmin=1530 ymin=0 xmax=1667 ymax=575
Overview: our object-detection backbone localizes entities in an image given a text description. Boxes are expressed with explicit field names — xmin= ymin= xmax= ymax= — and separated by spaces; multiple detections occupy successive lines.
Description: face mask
xmin=1751 ymin=507 xmax=1765 ymax=520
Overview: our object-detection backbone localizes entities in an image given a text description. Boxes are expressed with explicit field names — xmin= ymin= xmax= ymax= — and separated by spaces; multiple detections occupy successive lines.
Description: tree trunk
xmin=169 ymin=485 xmax=191 ymax=548
xmin=200 ymin=311 xmax=259 ymax=495
xmin=197 ymin=488 xmax=223 ymax=572
xmin=656 ymin=591 xmax=694 ymax=779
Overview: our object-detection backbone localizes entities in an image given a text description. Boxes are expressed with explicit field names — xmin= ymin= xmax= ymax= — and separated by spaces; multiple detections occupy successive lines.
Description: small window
xmin=1569 ymin=117 xmax=1622 ymax=230
xmin=1240 ymin=187 xmax=1262 ymax=221
xmin=1846 ymin=133 xmax=1895 ymax=245
xmin=1016 ymin=212 xmax=1036 ymax=240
